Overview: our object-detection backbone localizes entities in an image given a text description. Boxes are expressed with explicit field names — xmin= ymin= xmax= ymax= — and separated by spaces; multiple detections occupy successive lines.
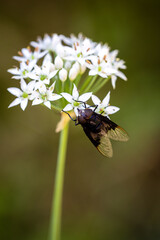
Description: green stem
xmin=83 ymin=75 xmax=98 ymax=92
xmin=74 ymin=74 xmax=81 ymax=87
xmin=91 ymin=76 xmax=111 ymax=93
xmin=49 ymin=123 xmax=69 ymax=240
xmin=80 ymin=75 xmax=92 ymax=92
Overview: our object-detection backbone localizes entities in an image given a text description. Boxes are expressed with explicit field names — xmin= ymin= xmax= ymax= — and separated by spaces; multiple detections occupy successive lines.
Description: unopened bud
xmin=55 ymin=56 xmax=63 ymax=69
xmin=59 ymin=68 xmax=67 ymax=82
xmin=80 ymin=64 xmax=86 ymax=74
xmin=72 ymin=62 xmax=80 ymax=72
xmin=69 ymin=67 xmax=78 ymax=81
xmin=64 ymin=61 xmax=72 ymax=70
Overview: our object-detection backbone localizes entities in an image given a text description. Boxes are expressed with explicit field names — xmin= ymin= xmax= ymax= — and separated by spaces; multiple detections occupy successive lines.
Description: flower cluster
xmin=8 ymin=33 xmax=127 ymax=117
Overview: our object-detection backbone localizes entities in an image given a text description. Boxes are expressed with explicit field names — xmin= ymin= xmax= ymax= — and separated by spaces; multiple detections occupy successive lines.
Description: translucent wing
xmin=82 ymin=127 xmax=113 ymax=158
xmin=106 ymin=125 xmax=129 ymax=142
xmin=97 ymin=132 xmax=113 ymax=158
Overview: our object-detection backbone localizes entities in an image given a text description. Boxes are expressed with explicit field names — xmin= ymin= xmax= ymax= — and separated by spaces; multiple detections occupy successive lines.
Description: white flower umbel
xmin=92 ymin=91 xmax=120 ymax=117
xmin=61 ymin=84 xmax=92 ymax=116
xmin=8 ymin=33 xmax=127 ymax=112
xmin=7 ymin=79 xmax=35 ymax=111
xmin=32 ymin=82 xmax=62 ymax=109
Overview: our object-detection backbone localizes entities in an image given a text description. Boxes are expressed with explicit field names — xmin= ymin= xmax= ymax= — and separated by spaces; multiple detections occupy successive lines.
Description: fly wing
xmin=107 ymin=126 xmax=129 ymax=141
xmin=102 ymin=117 xmax=129 ymax=142
xmin=97 ymin=131 xmax=113 ymax=158
xmin=82 ymin=125 xmax=113 ymax=158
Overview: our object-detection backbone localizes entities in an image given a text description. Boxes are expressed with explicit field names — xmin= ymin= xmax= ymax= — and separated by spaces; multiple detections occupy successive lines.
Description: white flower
xmin=61 ymin=84 xmax=92 ymax=116
xmin=32 ymin=82 xmax=62 ymax=109
xmin=59 ymin=68 xmax=67 ymax=82
xmin=31 ymin=34 xmax=61 ymax=52
xmin=28 ymin=57 xmax=58 ymax=86
xmin=8 ymin=61 xmax=35 ymax=80
xmin=91 ymin=91 xmax=120 ymax=117
xmin=108 ymin=50 xmax=127 ymax=88
xmin=7 ymin=79 xmax=35 ymax=111
xmin=64 ymin=36 xmax=97 ymax=65
xmin=13 ymin=47 xmax=47 ymax=64
xmin=86 ymin=56 xmax=117 ymax=78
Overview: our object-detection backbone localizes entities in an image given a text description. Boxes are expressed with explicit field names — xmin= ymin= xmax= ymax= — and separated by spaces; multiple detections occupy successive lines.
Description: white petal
xmin=72 ymin=84 xmax=79 ymax=100
xmin=32 ymin=98 xmax=43 ymax=105
xmin=8 ymin=68 xmax=19 ymax=75
xmin=20 ymin=99 xmax=28 ymax=111
xmin=37 ymin=50 xmax=48 ymax=59
xmin=8 ymin=98 xmax=21 ymax=108
xmin=99 ymin=72 xmax=108 ymax=78
xmin=13 ymin=56 xmax=25 ymax=61
xmin=111 ymin=75 xmax=117 ymax=89
xmin=49 ymin=70 xmax=58 ymax=79
xmin=49 ymin=82 xmax=56 ymax=92
xmin=74 ymin=107 xmax=79 ymax=116
xmin=102 ymin=91 xmax=110 ymax=106
xmin=116 ymin=71 xmax=127 ymax=80
xmin=106 ymin=106 xmax=120 ymax=115
xmin=43 ymin=53 xmax=52 ymax=64
xmin=30 ymin=41 xmax=38 ymax=48
xmin=12 ymin=76 xmax=22 ymax=80
xmin=22 ymin=48 xmax=30 ymax=58
xmin=63 ymin=104 xmax=73 ymax=112
xmin=61 ymin=93 xmax=72 ymax=103
xmin=49 ymin=94 xmax=62 ymax=101
xmin=7 ymin=87 xmax=22 ymax=97
xmin=91 ymin=95 xmax=101 ymax=105
xmin=20 ymin=79 xmax=27 ymax=91
xmin=89 ymin=69 xmax=98 ymax=76
xmin=27 ymin=81 xmax=36 ymax=92
xmin=44 ymin=101 xmax=51 ymax=109
xmin=79 ymin=92 xmax=92 ymax=102
xmin=38 ymin=83 xmax=47 ymax=93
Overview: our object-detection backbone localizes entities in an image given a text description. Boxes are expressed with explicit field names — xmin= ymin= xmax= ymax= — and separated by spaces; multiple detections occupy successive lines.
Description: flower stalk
xmin=49 ymin=122 xmax=69 ymax=240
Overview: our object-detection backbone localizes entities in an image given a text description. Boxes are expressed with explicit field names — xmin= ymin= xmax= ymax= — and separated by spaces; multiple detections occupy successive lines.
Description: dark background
xmin=0 ymin=0 xmax=160 ymax=239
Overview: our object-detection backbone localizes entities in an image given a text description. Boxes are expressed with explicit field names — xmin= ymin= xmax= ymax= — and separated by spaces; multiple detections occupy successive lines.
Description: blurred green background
xmin=1 ymin=0 xmax=160 ymax=239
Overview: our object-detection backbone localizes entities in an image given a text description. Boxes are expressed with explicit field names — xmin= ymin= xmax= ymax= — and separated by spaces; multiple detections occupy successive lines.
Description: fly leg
xmin=62 ymin=110 xmax=80 ymax=126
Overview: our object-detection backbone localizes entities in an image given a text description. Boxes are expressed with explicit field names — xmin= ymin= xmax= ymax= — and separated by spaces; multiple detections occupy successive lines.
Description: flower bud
xmin=72 ymin=62 xmax=80 ymax=72
xmin=54 ymin=56 xmax=63 ymax=69
xmin=59 ymin=68 xmax=67 ymax=82
xmin=69 ymin=67 xmax=78 ymax=81
xmin=64 ymin=61 xmax=72 ymax=70
xmin=80 ymin=64 xmax=86 ymax=74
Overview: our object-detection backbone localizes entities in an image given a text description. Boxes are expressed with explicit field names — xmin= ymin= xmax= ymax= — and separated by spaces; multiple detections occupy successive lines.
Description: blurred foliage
xmin=0 ymin=0 xmax=160 ymax=239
